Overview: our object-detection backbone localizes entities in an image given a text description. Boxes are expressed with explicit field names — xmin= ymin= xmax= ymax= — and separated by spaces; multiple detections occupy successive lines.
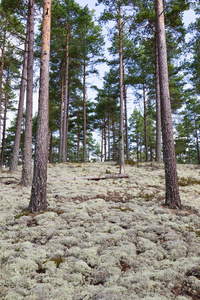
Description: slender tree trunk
xmin=0 ymin=24 xmax=6 ymax=147
xmin=118 ymin=0 xmax=125 ymax=173
xmin=155 ymin=0 xmax=181 ymax=209
xmin=143 ymin=83 xmax=149 ymax=162
xmin=49 ymin=131 xmax=53 ymax=163
xmin=29 ymin=0 xmax=51 ymax=213
xmin=101 ymin=124 xmax=103 ymax=162
xmin=136 ymin=133 xmax=139 ymax=164
xmin=179 ymin=144 xmax=182 ymax=164
xmin=104 ymin=122 xmax=106 ymax=161
xmin=189 ymin=145 xmax=191 ymax=163
xmin=155 ymin=32 xmax=162 ymax=162
xmin=194 ymin=114 xmax=200 ymax=164
xmin=83 ymin=57 xmax=87 ymax=162
xmin=123 ymin=65 xmax=129 ymax=161
xmin=10 ymin=22 xmax=29 ymax=172
xmin=108 ymin=100 xmax=111 ymax=161
xmin=21 ymin=0 xmax=34 ymax=186
xmin=0 ymin=71 xmax=9 ymax=168
xmin=112 ymin=119 xmax=117 ymax=161
xmin=150 ymin=137 xmax=153 ymax=161
xmin=62 ymin=25 xmax=69 ymax=162
xmin=77 ymin=111 xmax=80 ymax=162
xmin=59 ymin=71 xmax=64 ymax=162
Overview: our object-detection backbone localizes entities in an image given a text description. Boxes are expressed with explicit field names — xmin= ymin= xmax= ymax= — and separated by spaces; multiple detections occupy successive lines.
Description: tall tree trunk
xmin=62 ymin=25 xmax=69 ymax=162
xmin=118 ymin=0 xmax=125 ymax=173
xmin=136 ymin=132 xmax=139 ymax=164
xmin=59 ymin=70 xmax=64 ymax=162
xmin=189 ymin=145 xmax=191 ymax=163
xmin=0 ymin=24 xmax=6 ymax=147
xmin=49 ymin=131 xmax=53 ymax=163
xmin=155 ymin=0 xmax=181 ymax=209
xmin=108 ymin=100 xmax=111 ymax=161
xmin=179 ymin=144 xmax=182 ymax=164
xmin=143 ymin=83 xmax=148 ymax=162
xmin=83 ymin=57 xmax=87 ymax=162
xmin=194 ymin=114 xmax=200 ymax=164
xmin=140 ymin=139 xmax=142 ymax=162
xmin=0 ymin=71 xmax=9 ymax=168
xmin=29 ymin=0 xmax=51 ymax=213
xmin=10 ymin=22 xmax=29 ymax=172
xmin=77 ymin=110 xmax=80 ymax=162
xmin=155 ymin=32 xmax=162 ymax=162
xmin=123 ymin=65 xmax=129 ymax=161
xmin=21 ymin=0 xmax=34 ymax=186
xmin=112 ymin=118 xmax=117 ymax=161
xmin=104 ymin=121 xmax=106 ymax=161
xmin=101 ymin=124 xmax=103 ymax=162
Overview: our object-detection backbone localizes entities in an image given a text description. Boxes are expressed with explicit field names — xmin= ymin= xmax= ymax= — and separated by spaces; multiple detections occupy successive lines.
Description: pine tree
xmin=10 ymin=22 xmax=29 ymax=172
xmin=21 ymin=0 xmax=34 ymax=186
xmin=155 ymin=0 xmax=181 ymax=209
xmin=29 ymin=0 xmax=51 ymax=213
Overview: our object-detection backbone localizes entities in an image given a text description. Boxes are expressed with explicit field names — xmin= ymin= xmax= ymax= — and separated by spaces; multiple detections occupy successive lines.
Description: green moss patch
xmin=43 ymin=257 xmax=65 ymax=268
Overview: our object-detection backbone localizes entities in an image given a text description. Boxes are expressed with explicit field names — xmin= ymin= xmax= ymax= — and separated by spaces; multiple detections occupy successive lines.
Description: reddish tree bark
xmin=29 ymin=0 xmax=51 ymax=212
xmin=155 ymin=0 xmax=181 ymax=209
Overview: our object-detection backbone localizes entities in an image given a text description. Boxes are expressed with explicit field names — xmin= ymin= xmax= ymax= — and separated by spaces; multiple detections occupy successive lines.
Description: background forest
xmin=0 ymin=0 xmax=200 ymax=167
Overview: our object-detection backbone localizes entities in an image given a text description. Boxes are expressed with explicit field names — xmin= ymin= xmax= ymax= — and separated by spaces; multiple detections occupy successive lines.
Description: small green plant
xmin=43 ymin=257 xmax=65 ymax=268
xmin=15 ymin=209 xmax=29 ymax=219
xmin=106 ymin=169 xmax=111 ymax=174
xmin=15 ymin=248 xmax=20 ymax=252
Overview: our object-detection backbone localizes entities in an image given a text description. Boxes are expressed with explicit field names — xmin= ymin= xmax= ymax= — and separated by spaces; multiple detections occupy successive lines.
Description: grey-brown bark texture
xmin=155 ymin=32 xmax=162 ymax=163
xmin=21 ymin=0 xmax=34 ymax=186
xmin=155 ymin=0 xmax=181 ymax=209
xmin=29 ymin=0 xmax=51 ymax=213
xmin=108 ymin=100 xmax=111 ymax=161
xmin=0 ymin=71 xmax=9 ymax=168
xmin=123 ymin=73 xmax=130 ymax=161
xmin=83 ymin=57 xmax=87 ymax=162
xmin=143 ymin=84 xmax=148 ymax=162
xmin=118 ymin=0 xmax=125 ymax=174
xmin=0 ymin=24 xmax=6 ymax=148
xmin=10 ymin=22 xmax=29 ymax=172
xmin=62 ymin=26 xmax=69 ymax=162
xmin=59 ymin=72 xmax=64 ymax=162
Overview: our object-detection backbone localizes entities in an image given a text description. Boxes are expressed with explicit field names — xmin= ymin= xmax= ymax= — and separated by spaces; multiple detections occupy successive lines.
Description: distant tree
xmin=77 ymin=6 xmax=104 ymax=162
xmin=10 ymin=22 xmax=29 ymax=172
xmin=0 ymin=2 xmax=24 ymax=147
xmin=97 ymin=0 xmax=128 ymax=173
xmin=129 ymin=108 xmax=144 ymax=162
xmin=21 ymin=0 xmax=34 ymax=186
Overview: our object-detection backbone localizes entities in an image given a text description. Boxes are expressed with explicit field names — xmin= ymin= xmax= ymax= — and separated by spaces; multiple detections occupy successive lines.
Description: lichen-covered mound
xmin=0 ymin=162 xmax=200 ymax=300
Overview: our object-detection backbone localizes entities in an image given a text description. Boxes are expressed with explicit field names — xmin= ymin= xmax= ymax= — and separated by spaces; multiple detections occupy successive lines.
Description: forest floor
xmin=0 ymin=162 xmax=200 ymax=300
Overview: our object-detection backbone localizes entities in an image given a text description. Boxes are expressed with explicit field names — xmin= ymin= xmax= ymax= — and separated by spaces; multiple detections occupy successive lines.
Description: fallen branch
xmin=48 ymin=173 xmax=129 ymax=181
xmin=0 ymin=176 xmax=19 ymax=181
xmin=0 ymin=176 xmax=20 ymax=185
